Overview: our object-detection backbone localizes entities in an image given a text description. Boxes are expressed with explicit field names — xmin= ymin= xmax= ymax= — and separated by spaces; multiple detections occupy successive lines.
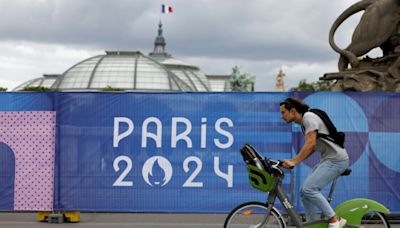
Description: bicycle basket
xmin=247 ymin=164 xmax=275 ymax=192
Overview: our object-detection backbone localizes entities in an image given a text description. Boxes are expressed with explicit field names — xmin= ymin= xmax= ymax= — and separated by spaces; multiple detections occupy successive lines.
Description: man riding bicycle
xmin=279 ymin=97 xmax=349 ymax=228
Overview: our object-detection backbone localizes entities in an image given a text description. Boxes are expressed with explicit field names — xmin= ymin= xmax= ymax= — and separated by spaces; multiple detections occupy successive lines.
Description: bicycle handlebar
xmin=261 ymin=158 xmax=285 ymax=176
xmin=269 ymin=159 xmax=294 ymax=170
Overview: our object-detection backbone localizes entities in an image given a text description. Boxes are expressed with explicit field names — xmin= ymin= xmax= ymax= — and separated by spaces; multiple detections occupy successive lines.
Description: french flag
xmin=161 ymin=4 xmax=173 ymax=14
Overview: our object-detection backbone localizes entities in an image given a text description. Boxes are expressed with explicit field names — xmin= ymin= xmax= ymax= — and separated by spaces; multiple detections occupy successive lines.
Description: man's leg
xmin=300 ymin=162 xmax=321 ymax=221
xmin=300 ymin=185 xmax=317 ymax=221
xmin=300 ymin=160 xmax=348 ymax=220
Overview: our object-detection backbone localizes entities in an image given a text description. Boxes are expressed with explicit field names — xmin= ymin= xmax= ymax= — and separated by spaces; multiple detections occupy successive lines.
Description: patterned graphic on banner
xmin=54 ymin=92 xmax=400 ymax=213
xmin=55 ymin=93 xmax=293 ymax=212
xmin=0 ymin=112 xmax=56 ymax=211
xmin=0 ymin=142 xmax=14 ymax=210
xmin=0 ymin=92 xmax=398 ymax=213
xmin=363 ymin=94 xmax=400 ymax=211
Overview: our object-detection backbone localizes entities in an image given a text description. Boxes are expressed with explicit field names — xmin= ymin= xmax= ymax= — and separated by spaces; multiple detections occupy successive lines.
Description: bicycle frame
xmin=257 ymin=171 xmax=390 ymax=228
xmin=236 ymin=144 xmax=390 ymax=228
xmin=265 ymin=174 xmax=305 ymax=227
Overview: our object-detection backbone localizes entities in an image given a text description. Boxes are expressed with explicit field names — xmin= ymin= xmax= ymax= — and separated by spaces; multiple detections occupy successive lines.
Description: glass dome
xmin=13 ymin=22 xmax=220 ymax=92
xmin=152 ymin=57 xmax=211 ymax=91
xmin=13 ymin=74 xmax=58 ymax=91
xmin=51 ymin=51 xmax=193 ymax=92
xmin=147 ymin=22 xmax=211 ymax=91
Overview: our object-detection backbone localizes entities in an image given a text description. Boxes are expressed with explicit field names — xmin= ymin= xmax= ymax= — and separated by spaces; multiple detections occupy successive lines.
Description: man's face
xmin=280 ymin=105 xmax=294 ymax=123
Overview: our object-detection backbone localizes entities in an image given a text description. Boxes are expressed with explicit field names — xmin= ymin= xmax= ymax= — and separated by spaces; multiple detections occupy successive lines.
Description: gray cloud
xmin=0 ymin=0 xmax=361 ymax=90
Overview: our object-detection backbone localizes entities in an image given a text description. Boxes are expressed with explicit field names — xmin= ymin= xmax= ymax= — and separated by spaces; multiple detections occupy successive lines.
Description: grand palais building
xmin=13 ymin=22 xmax=231 ymax=92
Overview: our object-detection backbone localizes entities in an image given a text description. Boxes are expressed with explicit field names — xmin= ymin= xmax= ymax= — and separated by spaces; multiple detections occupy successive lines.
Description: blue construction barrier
xmin=0 ymin=92 xmax=399 ymax=213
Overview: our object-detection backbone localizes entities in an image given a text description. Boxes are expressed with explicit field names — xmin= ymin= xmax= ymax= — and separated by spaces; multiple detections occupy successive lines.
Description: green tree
xmin=101 ymin=86 xmax=125 ymax=91
xmin=230 ymin=66 xmax=255 ymax=92
xmin=0 ymin=87 xmax=7 ymax=92
xmin=313 ymin=80 xmax=331 ymax=91
xmin=20 ymin=86 xmax=53 ymax=92
xmin=289 ymin=79 xmax=330 ymax=92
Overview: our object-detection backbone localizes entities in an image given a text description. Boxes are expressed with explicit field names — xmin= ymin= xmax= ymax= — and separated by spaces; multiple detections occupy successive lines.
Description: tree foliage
xmin=101 ymin=86 xmax=125 ymax=91
xmin=289 ymin=79 xmax=331 ymax=92
xmin=20 ymin=86 xmax=53 ymax=92
xmin=0 ymin=87 xmax=7 ymax=92
xmin=230 ymin=66 xmax=255 ymax=92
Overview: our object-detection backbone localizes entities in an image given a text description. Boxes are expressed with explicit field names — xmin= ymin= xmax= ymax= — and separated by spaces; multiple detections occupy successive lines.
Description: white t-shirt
xmin=301 ymin=112 xmax=349 ymax=161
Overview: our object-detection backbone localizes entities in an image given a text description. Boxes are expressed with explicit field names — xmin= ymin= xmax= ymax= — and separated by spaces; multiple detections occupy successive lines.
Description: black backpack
xmin=239 ymin=144 xmax=270 ymax=171
xmin=308 ymin=108 xmax=345 ymax=148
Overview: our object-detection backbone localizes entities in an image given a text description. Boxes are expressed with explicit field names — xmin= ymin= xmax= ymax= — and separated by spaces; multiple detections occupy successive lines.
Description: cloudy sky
xmin=0 ymin=0 xmax=365 ymax=91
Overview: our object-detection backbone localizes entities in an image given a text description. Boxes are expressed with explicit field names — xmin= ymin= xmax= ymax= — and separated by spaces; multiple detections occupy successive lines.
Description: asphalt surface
xmin=0 ymin=212 xmax=227 ymax=228
xmin=0 ymin=212 xmax=398 ymax=228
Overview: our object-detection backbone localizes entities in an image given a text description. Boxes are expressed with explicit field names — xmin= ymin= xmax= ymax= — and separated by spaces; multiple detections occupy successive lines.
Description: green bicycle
xmin=224 ymin=144 xmax=391 ymax=228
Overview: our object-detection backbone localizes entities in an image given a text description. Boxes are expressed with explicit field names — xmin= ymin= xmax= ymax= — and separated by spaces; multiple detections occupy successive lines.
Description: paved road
xmin=0 ymin=212 xmax=227 ymax=228
xmin=0 ymin=212 xmax=398 ymax=228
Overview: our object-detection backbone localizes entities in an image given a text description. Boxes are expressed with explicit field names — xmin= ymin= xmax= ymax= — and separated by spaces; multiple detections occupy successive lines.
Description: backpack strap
xmin=308 ymin=109 xmax=345 ymax=148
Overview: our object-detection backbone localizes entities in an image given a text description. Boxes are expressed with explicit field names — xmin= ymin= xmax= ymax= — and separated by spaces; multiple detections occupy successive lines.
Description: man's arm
xmin=283 ymin=130 xmax=317 ymax=168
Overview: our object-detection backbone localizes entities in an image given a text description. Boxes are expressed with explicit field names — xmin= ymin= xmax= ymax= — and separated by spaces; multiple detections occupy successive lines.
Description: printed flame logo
xmin=142 ymin=156 xmax=173 ymax=187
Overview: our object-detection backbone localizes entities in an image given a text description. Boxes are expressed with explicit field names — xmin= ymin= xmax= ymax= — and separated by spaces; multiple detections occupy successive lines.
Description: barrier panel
xmin=0 ymin=93 xmax=55 ymax=211
xmin=291 ymin=92 xmax=400 ymax=213
xmin=53 ymin=92 xmax=292 ymax=212
xmin=0 ymin=92 xmax=399 ymax=213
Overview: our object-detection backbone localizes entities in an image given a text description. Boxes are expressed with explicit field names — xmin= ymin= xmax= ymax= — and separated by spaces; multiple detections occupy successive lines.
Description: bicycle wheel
xmin=361 ymin=211 xmax=390 ymax=228
xmin=224 ymin=201 xmax=286 ymax=228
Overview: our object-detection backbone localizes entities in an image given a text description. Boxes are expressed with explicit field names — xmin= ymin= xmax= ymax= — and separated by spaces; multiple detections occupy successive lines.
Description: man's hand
xmin=282 ymin=159 xmax=296 ymax=169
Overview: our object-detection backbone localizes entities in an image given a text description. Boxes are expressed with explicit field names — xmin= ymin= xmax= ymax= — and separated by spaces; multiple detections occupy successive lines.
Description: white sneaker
xmin=329 ymin=218 xmax=347 ymax=228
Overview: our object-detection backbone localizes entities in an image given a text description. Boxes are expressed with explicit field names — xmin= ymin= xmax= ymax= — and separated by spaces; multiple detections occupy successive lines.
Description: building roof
xmin=51 ymin=51 xmax=195 ymax=91
xmin=13 ymin=22 xmax=225 ymax=92
xmin=13 ymin=74 xmax=59 ymax=91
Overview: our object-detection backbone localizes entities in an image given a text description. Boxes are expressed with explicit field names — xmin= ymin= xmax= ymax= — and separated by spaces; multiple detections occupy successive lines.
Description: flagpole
xmin=159 ymin=3 xmax=162 ymax=26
